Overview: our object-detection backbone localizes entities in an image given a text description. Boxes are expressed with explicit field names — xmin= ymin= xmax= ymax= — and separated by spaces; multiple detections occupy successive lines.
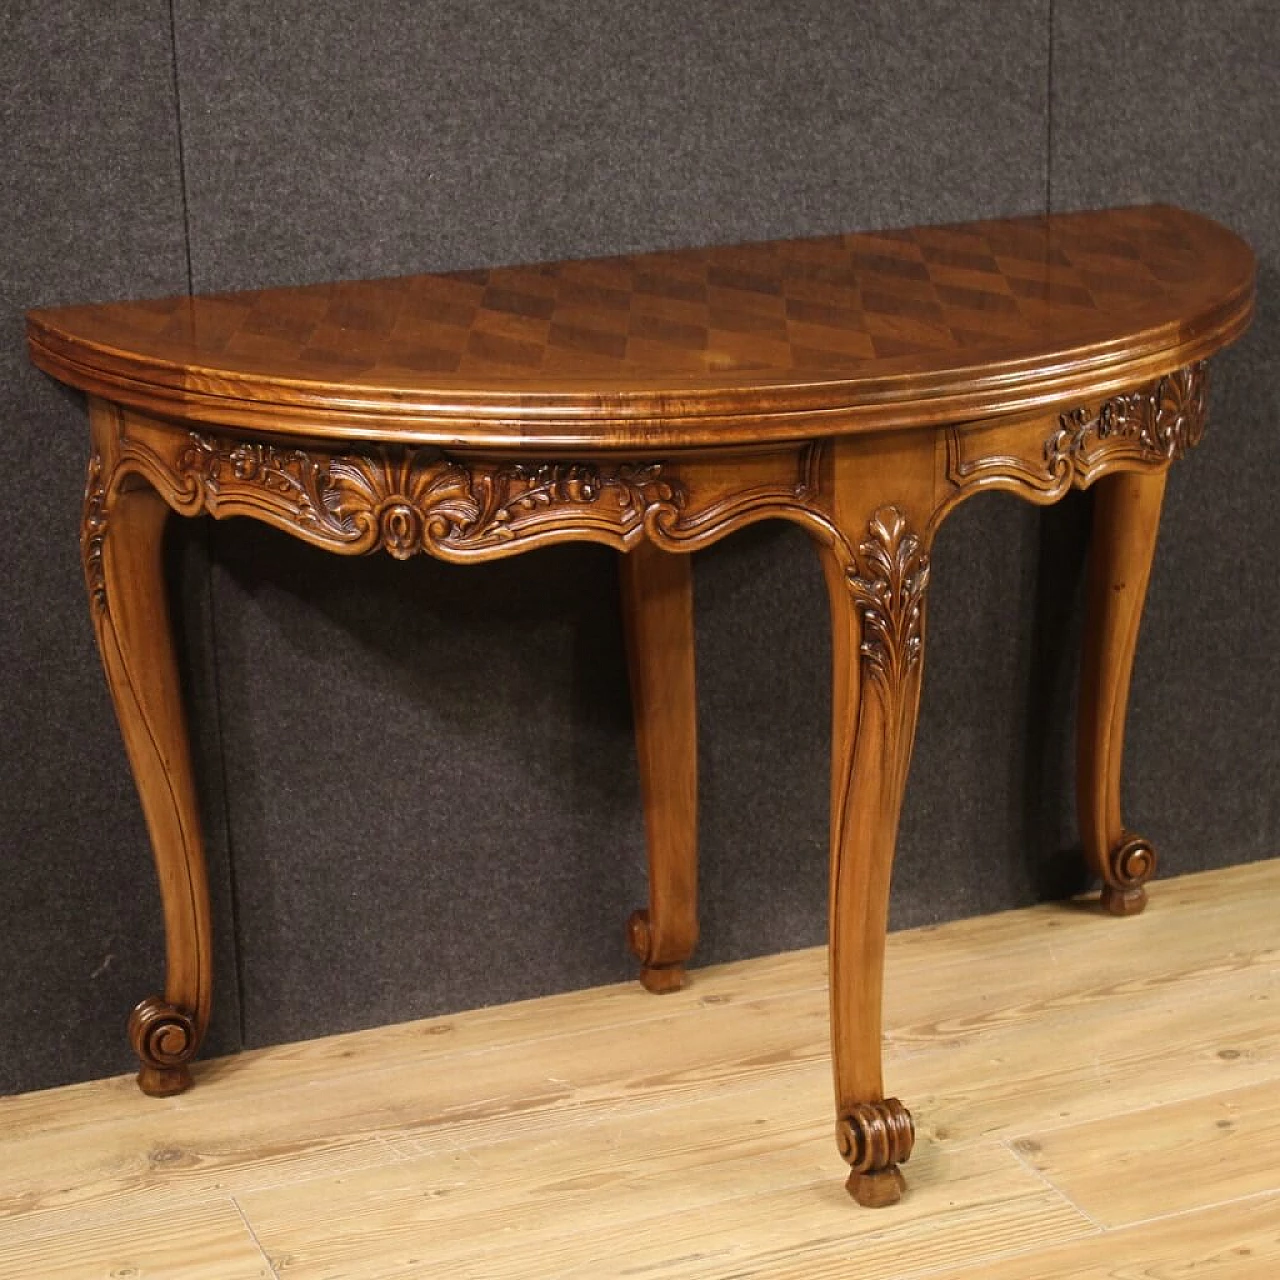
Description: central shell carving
xmin=178 ymin=438 xmax=686 ymax=559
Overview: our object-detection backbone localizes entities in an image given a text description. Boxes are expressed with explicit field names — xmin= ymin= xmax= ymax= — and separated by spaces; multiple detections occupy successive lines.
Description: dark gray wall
xmin=0 ymin=1 xmax=240 ymax=1094
xmin=2 ymin=1 xmax=1274 ymax=1092
xmin=1049 ymin=0 xmax=1280 ymax=888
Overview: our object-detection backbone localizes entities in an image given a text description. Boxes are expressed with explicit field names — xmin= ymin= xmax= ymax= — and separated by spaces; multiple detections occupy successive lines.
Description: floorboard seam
xmin=1002 ymin=1135 xmax=1107 ymax=1231
xmin=899 ymin=1224 xmax=1105 ymax=1280
xmin=1099 ymin=1181 xmax=1280 ymax=1234
xmin=977 ymin=1056 xmax=1280 ymax=1144
xmin=232 ymin=1195 xmax=281 ymax=1279
xmin=896 ymin=1184 xmax=1280 ymax=1279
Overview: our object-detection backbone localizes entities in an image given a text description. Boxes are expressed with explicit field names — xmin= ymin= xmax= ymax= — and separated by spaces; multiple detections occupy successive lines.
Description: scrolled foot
xmin=1101 ymin=834 xmax=1156 ymax=917
xmin=837 ymin=1099 xmax=915 ymax=1208
xmin=128 ymin=996 xmax=198 ymax=1097
xmin=626 ymin=909 xmax=687 ymax=994
xmin=847 ymin=1166 xmax=908 ymax=1208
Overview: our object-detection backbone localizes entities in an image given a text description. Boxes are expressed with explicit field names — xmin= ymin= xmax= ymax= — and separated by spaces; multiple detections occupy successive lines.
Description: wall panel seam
xmin=167 ymin=0 xmax=247 ymax=1051
xmin=1045 ymin=0 xmax=1055 ymax=214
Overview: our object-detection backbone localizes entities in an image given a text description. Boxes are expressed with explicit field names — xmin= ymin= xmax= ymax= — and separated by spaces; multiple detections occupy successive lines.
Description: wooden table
xmin=27 ymin=205 xmax=1254 ymax=1207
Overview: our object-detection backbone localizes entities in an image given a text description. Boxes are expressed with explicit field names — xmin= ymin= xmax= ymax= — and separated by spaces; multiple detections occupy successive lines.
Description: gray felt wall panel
xmin=171 ymin=0 xmax=1052 ymax=1045
xmin=1049 ymin=0 xmax=1279 ymax=878
xmin=172 ymin=1 xmax=1049 ymax=290
xmin=4 ymin=0 xmax=1273 ymax=1092
xmin=0 ymin=2 xmax=239 ymax=1092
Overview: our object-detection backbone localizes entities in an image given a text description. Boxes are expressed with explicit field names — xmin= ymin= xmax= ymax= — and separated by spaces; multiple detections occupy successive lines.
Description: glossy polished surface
xmin=27 ymin=205 xmax=1253 ymax=447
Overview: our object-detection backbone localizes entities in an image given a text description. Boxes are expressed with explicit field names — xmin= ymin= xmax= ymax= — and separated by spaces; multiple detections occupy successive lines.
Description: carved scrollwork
xmin=1099 ymin=833 xmax=1157 ymax=917
xmin=837 ymin=1098 xmax=915 ymax=1175
xmin=846 ymin=507 xmax=930 ymax=703
xmin=176 ymin=435 xmax=687 ymax=560
xmin=128 ymin=996 xmax=198 ymax=1073
xmin=1109 ymin=833 xmax=1157 ymax=893
xmin=1046 ymin=361 xmax=1208 ymax=479
xmin=837 ymin=1099 xmax=915 ymax=1205
xmin=1149 ymin=362 xmax=1209 ymax=457
xmin=945 ymin=362 xmax=1209 ymax=510
xmin=470 ymin=461 xmax=682 ymax=544
xmin=81 ymin=453 xmax=108 ymax=612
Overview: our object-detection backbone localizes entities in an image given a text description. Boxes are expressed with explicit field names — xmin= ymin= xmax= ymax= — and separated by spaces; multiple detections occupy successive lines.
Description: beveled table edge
xmin=26 ymin=206 xmax=1256 ymax=451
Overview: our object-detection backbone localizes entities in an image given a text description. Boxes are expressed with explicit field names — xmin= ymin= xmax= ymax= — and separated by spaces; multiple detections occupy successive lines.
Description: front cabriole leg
xmin=817 ymin=491 xmax=931 ymax=1207
xmin=83 ymin=402 xmax=212 ymax=1095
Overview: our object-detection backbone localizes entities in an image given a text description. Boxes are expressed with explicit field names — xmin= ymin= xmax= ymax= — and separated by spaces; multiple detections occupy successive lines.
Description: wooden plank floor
xmin=2 ymin=859 xmax=1278 ymax=1278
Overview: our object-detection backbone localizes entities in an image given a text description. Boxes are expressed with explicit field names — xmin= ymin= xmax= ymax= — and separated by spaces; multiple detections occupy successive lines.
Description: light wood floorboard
xmin=0 ymin=859 xmax=1277 ymax=1277
xmin=918 ymin=1192 xmax=1280 ymax=1280
xmin=0 ymin=1200 xmax=275 ymax=1280
xmin=1015 ymin=1077 xmax=1280 ymax=1227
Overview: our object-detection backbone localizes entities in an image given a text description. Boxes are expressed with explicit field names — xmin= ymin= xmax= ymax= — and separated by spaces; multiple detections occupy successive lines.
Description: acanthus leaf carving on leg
xmin=826 ymin=502 xmax=930 ymax=1207
xmin=846 ymin=505 xmax=931 ymax=706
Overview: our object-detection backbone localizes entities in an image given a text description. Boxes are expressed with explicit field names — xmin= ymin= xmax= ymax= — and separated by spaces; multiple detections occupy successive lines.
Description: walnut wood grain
xmin=29 ymin=204 xmax=1255 ymax=1208
xmin=28 ymin=206 xmax=1252 ymax=448
xmin=620 ymin=542 xmax=699 ymax=993
xmin=83 ymin=401 xmax=212 ymax=1096
xmin=1078 ymin=469 xmax=1169 ymax=915
xmin=818 ymin=431 xmax=937 ymax=1206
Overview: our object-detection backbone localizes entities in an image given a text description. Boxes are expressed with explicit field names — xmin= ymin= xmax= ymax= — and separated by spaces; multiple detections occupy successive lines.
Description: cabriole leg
xmin=83 ymin=408 xmax=212 ymax=1095
xmin=619 ymin=542 xmax=699 ymax=994
xmin=819 ymin=506 xmax=928 ymax=1206
xmin=1078 ymin=469 xmax=1168 ymax=916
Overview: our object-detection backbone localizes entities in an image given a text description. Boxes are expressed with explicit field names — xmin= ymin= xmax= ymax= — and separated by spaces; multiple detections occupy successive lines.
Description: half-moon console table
xmin=27 ymin=204 xmax=1254 ymax=1207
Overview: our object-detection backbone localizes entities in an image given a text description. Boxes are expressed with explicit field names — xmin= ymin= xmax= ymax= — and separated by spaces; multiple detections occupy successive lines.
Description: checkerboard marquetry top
xmin=28 ymin=204 xmax=1252 ymax=447
xmin=25 ymin=205 xmax=1255 ymax=1211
